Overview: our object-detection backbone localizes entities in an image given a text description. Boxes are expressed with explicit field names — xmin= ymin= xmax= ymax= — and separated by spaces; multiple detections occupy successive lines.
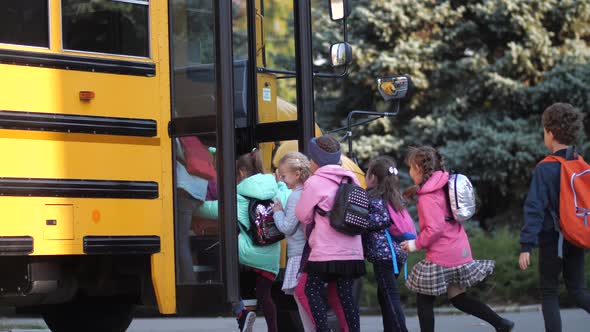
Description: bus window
xmin=0 ymin=0 xmax=48 ymax=47
xmin=170 ymin=0 xmax=215 ymax=118
xmin=61 ymin=0 xmax=149 ymax=57
xmin=233 ymin=0 xmax=249 ymax=128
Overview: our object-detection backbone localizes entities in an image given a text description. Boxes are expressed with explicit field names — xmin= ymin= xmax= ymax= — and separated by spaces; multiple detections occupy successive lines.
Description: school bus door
xmin=168 ymin=0 xmax=239 ymax=314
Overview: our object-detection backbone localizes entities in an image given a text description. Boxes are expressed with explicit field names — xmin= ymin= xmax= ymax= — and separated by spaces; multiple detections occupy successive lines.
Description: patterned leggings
xmin=305 ymin=274 xmax=360 ymax=332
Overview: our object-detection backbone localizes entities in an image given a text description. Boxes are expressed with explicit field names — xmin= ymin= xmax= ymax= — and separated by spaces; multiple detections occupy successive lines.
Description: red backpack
xmin=539 ymin=153 xmax=590 ymax=249
xmin=179 ymin=136 xmax=216 ymax=180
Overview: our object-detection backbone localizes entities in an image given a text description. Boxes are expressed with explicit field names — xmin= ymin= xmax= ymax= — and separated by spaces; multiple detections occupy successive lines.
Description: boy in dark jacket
xmin=519 ymin=102 xmax=590 ymax=332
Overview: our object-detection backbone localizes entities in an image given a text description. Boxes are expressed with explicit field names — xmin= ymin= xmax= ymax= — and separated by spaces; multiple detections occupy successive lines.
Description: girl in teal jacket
xmin=198 ymin=150 xmax=282 ymax=332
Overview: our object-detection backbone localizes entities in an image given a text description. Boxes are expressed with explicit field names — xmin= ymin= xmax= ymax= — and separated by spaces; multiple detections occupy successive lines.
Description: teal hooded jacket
xmin=198 ymin=174 xmax=287 ymax=275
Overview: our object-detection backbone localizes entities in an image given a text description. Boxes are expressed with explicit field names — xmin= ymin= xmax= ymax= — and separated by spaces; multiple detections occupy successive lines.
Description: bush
xmin=361 ymin=226 xmax=590 ymax=309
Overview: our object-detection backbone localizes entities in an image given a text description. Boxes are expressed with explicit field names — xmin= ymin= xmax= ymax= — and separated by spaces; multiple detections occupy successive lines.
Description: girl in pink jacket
xmin=400 ymin=146 xmax=514 ymax=332
xmin=295 ymin=136 xmax=366 ymax=332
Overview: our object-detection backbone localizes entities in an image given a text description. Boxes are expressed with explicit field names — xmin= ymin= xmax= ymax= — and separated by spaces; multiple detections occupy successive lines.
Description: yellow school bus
xmin=0 ymin=1 xmax=357 ymax=331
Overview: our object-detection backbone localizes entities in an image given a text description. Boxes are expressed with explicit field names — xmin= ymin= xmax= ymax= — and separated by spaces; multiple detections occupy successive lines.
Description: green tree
xmin=314 ymin=0 xmax=590 ymax=227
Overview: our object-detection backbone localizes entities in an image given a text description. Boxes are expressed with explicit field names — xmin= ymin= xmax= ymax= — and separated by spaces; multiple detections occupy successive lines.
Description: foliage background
xmin=315 ymin=0 xmax=590 ymax=308
xmin=313 ymin=0 xmax=590 ymax=228
xmin=261 ymin=0 xmax=590 ymax=307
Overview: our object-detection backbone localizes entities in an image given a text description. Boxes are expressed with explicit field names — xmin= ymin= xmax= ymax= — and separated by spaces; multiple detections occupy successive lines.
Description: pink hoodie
xmin=295 ymin=165 xmax=364 ymax=262
xmin=415 ymin=171 xmax=473 ymax=267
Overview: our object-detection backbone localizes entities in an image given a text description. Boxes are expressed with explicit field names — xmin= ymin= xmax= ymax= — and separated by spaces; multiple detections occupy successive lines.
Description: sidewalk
xmin=376 ymin=304 xmax=542 ymax=316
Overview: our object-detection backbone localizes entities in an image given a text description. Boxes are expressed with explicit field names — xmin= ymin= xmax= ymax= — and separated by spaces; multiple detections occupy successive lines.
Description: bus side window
xmin=0 ymin=0 xmax=48 ymax=47
xmin=61 ymin=0 xmax=149 ymax=57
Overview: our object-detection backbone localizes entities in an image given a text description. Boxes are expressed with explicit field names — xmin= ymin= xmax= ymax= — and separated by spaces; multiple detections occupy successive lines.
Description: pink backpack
xmin=387 ymin=204 xmax=417 ymax=242
xmin=385 ymin=204 xmax=417 ymax=279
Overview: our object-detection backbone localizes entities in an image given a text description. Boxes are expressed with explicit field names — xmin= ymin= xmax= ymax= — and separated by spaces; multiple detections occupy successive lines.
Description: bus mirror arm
xmin=257 ymin=65 xmax=349 ymax=79
xmin=313 ymin=64 xmax=349 ymax=79
xmin=341 ymin=108 xmax=400 ymax=163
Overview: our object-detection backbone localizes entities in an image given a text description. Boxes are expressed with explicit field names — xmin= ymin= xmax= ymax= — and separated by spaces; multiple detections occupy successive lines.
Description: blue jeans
xmin=373 ymin=260 xmax=408 ymax=332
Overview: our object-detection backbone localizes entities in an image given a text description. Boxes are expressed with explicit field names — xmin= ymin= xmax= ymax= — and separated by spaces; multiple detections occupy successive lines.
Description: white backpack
xmin=447 ymin=173 xmax=476 ymax=222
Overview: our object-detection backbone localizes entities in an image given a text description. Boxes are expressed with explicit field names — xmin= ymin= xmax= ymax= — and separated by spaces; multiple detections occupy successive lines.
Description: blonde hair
xmin=279 ymin=152 xmax=312 ymax=183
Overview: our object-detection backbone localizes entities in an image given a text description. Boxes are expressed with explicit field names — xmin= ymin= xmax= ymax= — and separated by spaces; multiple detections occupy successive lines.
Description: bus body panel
xmin=0 ymin=66 xmax=157 ymax=121
xmin=0 ymin=0 xmax=176 ymax=315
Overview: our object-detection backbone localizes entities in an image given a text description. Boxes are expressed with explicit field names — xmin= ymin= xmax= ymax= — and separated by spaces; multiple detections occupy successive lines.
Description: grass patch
xmin=361 ymin=225 xmax=590 ymax=309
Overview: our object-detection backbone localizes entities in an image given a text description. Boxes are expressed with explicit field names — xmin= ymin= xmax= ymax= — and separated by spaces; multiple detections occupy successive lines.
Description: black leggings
xmin=240 ymin=270 xmax=277 ymax=332
xmin=255 ymin=274 xmax=277 ymax=332
xmin=305 ymin=274 xmax=360 ymax=332
xmin=416 ymin=292 xmax=504 ymax=332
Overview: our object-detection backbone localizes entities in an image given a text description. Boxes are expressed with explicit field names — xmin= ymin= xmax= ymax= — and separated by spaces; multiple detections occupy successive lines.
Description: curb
xmin=360 ymin=304 xmax=541 ymax=316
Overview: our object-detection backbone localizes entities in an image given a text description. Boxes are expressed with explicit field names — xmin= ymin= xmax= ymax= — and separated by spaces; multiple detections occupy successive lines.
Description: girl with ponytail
xmin=199 ymin=149 xmax=281 ymax=332
xmin=363 ymin=155 xmax=411 ymax=332
xmin=400 ymin=146 xmax=514 ymax=332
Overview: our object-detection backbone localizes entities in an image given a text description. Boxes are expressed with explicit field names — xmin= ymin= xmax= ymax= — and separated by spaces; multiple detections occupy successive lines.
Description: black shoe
xmin=237 ymin=309 xmax=256 ymax=332
xmin=496 ymin=318 xmax=515 ymax=332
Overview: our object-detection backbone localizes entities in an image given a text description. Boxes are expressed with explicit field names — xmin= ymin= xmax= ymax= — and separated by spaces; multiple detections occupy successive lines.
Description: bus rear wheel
xmin=41 ymin=295 xmax=135 ymax=332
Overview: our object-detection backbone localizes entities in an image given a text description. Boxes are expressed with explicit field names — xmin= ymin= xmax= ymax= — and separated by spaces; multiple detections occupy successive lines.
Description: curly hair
xmin=403 ymin=146 xmax=445 ymax=201
xmin=278 ymin=151 xmax=312 ymax=183
xmin=315 ymin=135 xmax=340 ymax=153
xmin=542 ymin=103 xmax=583 ymax=145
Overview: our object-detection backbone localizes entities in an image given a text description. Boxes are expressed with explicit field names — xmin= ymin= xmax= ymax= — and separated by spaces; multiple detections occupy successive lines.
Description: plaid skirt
xmin=282 ymin=255 xmax=302 ymax=295
xmin=406 ymin=260 xmax=495 ymax=296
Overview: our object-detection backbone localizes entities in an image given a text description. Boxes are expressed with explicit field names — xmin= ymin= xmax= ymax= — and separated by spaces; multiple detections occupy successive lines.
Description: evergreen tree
xmin=314 ymin=0 xmax=590 ymax=227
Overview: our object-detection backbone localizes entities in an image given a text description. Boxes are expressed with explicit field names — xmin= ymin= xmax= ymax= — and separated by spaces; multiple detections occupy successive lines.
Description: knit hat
xmin=309 ymin=137 xmax=341 ymax=167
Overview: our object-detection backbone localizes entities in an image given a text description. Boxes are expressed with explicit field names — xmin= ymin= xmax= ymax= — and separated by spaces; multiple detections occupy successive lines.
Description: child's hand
xmin=400 ymin=240 xmax=417 ymax=253
xmin=519 ymin=252 xmax=530 ymax=271
xmin=273 ymin=199 xmax=283 ymax=212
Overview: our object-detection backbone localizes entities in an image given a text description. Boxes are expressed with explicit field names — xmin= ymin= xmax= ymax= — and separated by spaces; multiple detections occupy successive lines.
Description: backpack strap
xmin=539 ymin=146 xmax=579 ymax=165
xmin=404 ymin=261 xmax=408 ymax=280
xmin=443 ymin=182 xmax=455 ymax=223
xmin=549 ymin=210 xmax=564 ymax=259
xmin=315 ymin=206 xmax=329 ymax=217
xmin=537 ymin=158 xmax=565 ymax=258
xmin=566 ymin=146 xmax=578 ymax=160
xmin=340 ymin=175 xmax=353 ymax=184
xmin=384 ymin=230 xmax=399 ymax=275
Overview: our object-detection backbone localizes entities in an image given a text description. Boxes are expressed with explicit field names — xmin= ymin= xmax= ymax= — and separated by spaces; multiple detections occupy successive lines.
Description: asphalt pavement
xmin=0 ymin=308 xmax=588 ymax=331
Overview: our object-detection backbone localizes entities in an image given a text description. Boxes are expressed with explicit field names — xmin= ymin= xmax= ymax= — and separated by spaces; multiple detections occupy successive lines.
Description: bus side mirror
xmin=377 ymin=75 xmax=413 ymax=101
xmin=330 ymin=42 xmax=352 ymax=67
xmin=329 ymin=0 xmax=351 ymax=21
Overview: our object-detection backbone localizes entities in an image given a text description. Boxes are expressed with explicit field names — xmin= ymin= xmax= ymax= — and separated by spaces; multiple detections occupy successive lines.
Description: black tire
xmin=42 ymin=296 xmax=135 ymax=332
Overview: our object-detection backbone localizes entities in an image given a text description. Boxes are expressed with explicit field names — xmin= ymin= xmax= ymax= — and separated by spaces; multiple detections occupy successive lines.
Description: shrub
xmin=361 ymin=226 xmax=590 ymax=309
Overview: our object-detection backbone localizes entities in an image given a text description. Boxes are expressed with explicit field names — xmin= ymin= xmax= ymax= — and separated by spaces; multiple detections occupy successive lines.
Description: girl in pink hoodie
xmin=400 ymin=146 xmax=514 ymax=332
xmin=295 ymin=136 xmax=366 ymax=332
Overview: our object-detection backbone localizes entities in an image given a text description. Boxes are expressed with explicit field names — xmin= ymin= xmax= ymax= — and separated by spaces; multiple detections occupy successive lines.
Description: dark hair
xmin=236 ymin=149 xmax=264 ymax=178
xmin=542 ymin=103 xmax=583 ymax=145
xmin=403 ymin=146 xmax=445 ymax=201
xmin=315 ymin=135 xmax=340 ymax=153
xmin=367 ymin=156 xmax=404 ymax=211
